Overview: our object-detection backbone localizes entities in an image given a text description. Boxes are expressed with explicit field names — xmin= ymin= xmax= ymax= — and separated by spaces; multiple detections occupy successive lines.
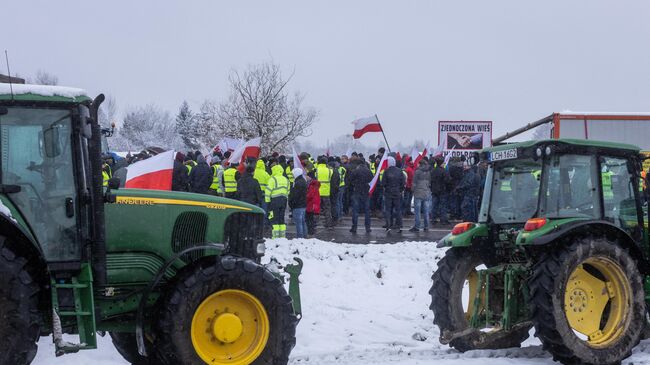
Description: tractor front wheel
xmin=155 ymin=255 xmax=298 ymax=365
xmin=529 ymin=237 xmax=645 ymax=365
xmin=109 ymin=332 xmax=155 ymax=365
xmin=0 ymin=236 xmax=41 ymax=365
xmin=430 ymin=247 xmax=530 ymax=352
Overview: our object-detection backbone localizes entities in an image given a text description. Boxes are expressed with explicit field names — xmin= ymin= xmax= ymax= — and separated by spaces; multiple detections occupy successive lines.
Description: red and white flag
xmin=413 ymin=141 xmax=430 ymax=167
xmin=227 ymin=137 xmax=261 ymax=166
xmin=292 ymin=145 xmax=306 ymax=177
xmin=368 ymin=153 xmax=389 ymax=195
xmin=443 ymin=146 xmax=455 ymax=166
xmin=352 ymin=115 xmax=382 ymax=139
xmin=125 ymin=150 xmax=175 ymax=190
xmin=410 ymin=146 xmax=420 ymax=162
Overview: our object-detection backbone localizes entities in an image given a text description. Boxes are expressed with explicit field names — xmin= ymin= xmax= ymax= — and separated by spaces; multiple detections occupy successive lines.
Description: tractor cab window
xmin=600 ymin=156 xmax=637 ymax=231
xmin=485 ymin=158 xmax=542 ymax=224
xmin=540 ymin=154 xmax=600 ymax=219
xmin=0 ymin=107 xmax=80 ymax=262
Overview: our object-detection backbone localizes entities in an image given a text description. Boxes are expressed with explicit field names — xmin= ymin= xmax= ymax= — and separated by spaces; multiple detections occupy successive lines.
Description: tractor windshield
xmin=539 ymin=154 xmax=601 ymax=219
xmin=479 ymin=158 xmax=542 ymax=224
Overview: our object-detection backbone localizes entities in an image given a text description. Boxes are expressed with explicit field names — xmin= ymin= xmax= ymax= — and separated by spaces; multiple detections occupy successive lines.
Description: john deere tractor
xmin=0 ymin=83 xmax=302 ymax=365
xmin=431 ymin=139 xmax=650 ymax=365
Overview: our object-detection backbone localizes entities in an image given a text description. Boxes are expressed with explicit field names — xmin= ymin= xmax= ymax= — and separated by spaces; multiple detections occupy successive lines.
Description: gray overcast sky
xmin=4 ymin=1 xmax=650 ymax=148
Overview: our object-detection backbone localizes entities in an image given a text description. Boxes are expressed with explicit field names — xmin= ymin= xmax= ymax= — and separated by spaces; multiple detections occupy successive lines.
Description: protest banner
xmin=438 ymin=121 xmax=492 ymax=159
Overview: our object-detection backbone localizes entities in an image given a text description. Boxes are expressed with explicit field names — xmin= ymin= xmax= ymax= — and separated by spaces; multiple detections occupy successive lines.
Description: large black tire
xmin=0 ymin=236 xmax=41 ymax=365
xmin=430 ymin=247 xmax=530 ymax=352
xmin=155 ymin=255 xmax=298 ymax=365
xmin=529 ymin=237 xmax=645 ymax=365
xmin=109 ymin=332 xmax=155 ymax=365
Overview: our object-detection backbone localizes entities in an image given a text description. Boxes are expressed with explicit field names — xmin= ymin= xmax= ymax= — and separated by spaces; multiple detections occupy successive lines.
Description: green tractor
xmin=0 ymin=83 xmax=302 ymax=365
xmin=431 ymin=139 xmax=650 ymax=365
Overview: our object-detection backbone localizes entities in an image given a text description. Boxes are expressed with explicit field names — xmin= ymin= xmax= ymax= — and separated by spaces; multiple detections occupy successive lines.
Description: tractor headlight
xmin=545 ymin=146 xmax=552 ymax=156
xmin=256 ymin=242 xmax=266 ymax=255
xmin=536 ymin=147 xmax=543 ymax=158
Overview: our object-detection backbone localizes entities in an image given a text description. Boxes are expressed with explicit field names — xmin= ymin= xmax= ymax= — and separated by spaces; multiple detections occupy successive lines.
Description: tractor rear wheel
xmin=0 ymin=236 xmax=41 ymax=365
xmin=109 ymin=332 xmax=155 ymax=365
xmin=529 ymin=237 xmax=645 ymax=365
xmin=430 ymin=247 xmax=531 ymax=352
xmin=155 ymin=255 xmax=298 ymax=365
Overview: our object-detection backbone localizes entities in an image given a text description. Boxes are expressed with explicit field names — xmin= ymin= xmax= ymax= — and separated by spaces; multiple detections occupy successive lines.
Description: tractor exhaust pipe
xmin=89 ymin=94 xmax=107 ymax=285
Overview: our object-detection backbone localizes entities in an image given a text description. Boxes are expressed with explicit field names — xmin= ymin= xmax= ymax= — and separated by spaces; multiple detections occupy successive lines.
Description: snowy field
xmin=33 ymin=239 xmax=650 ymax=365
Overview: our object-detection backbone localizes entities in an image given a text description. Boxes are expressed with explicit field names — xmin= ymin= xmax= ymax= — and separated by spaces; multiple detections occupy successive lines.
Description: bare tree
xmin=215 ymin=62 xmax=318 ymax=154
xmin=119 ymin=104 xmax=182 ymax=151
xmin=34 ymin=70 xmax=59 ymax=85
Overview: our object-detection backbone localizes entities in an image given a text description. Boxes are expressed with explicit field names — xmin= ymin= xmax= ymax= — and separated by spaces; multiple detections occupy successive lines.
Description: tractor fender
xmin=0 ymin=214 xmax=47 ymax=269
xmin=523 ymin=220 xmax=649 ymax=273
xmin=135 ymin=243 xmax=226 ymax=357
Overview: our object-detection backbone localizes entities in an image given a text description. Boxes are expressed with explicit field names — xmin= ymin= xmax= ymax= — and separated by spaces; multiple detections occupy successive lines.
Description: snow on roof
xmin=0 ymin=83 xmax=88 ymax=99
xmin=560 ymin=110 xmax=650 ymax=116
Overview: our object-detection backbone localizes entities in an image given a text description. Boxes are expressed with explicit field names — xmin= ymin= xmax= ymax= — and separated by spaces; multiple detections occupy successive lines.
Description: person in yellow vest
xmin=316 ymin=156 xmax=334 ymax=228
xmin=285 ymin=160 xmax=295 ymax=186
xmin=223 ymin=163 xmax=241 ymax=199
xmin=208 ymin=157 xmax=225 ymax=196
xmin=266 ymin=164 xmax=289 ymax=238
xmin=102 ymin=162 xmax=112 ymax=187
xmin=602 ymin=167 xmax=614 ymax=200
xmin=336 ymin=161 xmax=347 ymax=220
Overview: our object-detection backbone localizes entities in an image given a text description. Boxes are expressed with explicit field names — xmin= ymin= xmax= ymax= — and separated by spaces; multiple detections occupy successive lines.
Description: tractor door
xmin=599 ymin=156 xmax=643 ymax=241
xmin=0 ymin=107 xmax=82 ymax=263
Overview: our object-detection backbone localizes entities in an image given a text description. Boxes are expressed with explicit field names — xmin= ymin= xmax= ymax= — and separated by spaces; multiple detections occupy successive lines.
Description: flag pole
xmin=375 ymin=114 xmax=391 ymax=153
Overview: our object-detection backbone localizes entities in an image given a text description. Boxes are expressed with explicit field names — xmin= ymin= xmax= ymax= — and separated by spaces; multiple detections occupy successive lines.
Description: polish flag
xmin=443 ymin=146 xmax=455 ymax=167
xmin=292 ymin=145 xmax=306 ymax=177
xmin=352 ymin=115 xmax=382 ymax=139
xmin=410 ymin=146 xmax=420 ymax=162
xmin=125 ymin=150 xmax=175 ymax=190
xmin=413 ymin=141 xmax=430 ymax=167
xmin=227 ymin=137 xmax=261 ymax=166
xmin=368 ymin=153 xmax=389 ymax=195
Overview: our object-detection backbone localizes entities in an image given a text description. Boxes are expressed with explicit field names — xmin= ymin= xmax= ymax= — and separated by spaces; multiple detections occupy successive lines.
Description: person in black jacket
xmin=172 ymin=152 xmax=189 ymax=192
xmin=188 ymin=154 xmax=213 ymax=194
xmin=289 ymin=168 xmax=308 ymax=238
xmin=348 ymin=159 xmax=374 ymax=233
xmin=382 ymin=156 xmax=406 ymax=231
xmin=431 ymin=157 xmax=450 ymax=224
xmin=237 ymin=163 xmax=263 ymax=207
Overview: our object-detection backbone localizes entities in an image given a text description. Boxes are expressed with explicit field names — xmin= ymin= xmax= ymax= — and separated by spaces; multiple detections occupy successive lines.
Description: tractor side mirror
xmin=78 ymin=105 xmax=93 ymax=139
xmin=43 ymin=126 xmax=61 ymax=158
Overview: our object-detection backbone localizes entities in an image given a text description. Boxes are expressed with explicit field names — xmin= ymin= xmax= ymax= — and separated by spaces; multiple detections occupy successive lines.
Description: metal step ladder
xmin=50 ymin=263 xmax=97 ymax=356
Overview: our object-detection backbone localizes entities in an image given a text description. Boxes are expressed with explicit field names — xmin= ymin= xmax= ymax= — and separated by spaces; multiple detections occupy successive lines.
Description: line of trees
xmin=109 ymin=61 xmax=318 ymax=154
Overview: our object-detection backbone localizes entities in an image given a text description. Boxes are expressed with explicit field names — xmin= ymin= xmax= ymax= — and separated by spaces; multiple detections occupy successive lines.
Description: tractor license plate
xmin=489 ymin=148 xmax=517 ymax=162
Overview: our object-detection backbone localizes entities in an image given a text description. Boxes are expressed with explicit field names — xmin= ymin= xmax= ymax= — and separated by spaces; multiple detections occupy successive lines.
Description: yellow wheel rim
xmin=564 ymin=257 xmax=632 ymax=348
xmin=191 ymin=289 xmax=270 ymax=364
xmin=465 ymin=270 xmax=479 ymax=320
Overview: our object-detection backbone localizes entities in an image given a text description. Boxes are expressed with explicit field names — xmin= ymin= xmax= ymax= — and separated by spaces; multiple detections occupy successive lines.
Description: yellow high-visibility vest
xmin=210 ymin=164 xmax=223 ymax=193
xmin=223 ymin=167 xmax=238 ymax=193
xmin=339 ymin=166 xmax=346 ymax=187
xmin=602 ymin=171 xmax=613 ymax=199
xmin=316 ymin=164 xmax=332 ymax=197
xmin=265 ymin=175 xmax=289 ymax=203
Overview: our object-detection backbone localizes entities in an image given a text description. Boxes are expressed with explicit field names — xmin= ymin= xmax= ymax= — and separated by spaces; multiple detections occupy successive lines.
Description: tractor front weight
xmin=470 ymin=264 xmax=529 ymax=332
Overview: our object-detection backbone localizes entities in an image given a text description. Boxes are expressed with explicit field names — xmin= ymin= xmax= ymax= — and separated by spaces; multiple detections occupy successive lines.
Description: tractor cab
xmin=442 ymin=139 xmax=646 ymax=251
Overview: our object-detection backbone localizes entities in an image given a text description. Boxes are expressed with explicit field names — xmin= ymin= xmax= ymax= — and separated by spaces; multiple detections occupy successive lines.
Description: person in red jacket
xmin=306 ymin=171 xmax=321 ymax=236
xmin=403 ymin=156 xmax=415 ymax=216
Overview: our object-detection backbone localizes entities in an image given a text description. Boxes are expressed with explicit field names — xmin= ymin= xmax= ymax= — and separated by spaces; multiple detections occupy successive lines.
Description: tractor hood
xmin=111 ymin=188 xmax=264 ymax=214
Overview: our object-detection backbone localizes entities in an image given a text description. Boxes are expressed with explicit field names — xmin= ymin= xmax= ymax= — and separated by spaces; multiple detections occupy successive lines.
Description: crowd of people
xmin=103 ymin=146 xmax=486 ymax=238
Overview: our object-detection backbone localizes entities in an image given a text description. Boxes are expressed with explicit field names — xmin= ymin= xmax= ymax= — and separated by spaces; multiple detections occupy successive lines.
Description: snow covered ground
xmin=33 ymin=239 xmax=650 ymax=365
